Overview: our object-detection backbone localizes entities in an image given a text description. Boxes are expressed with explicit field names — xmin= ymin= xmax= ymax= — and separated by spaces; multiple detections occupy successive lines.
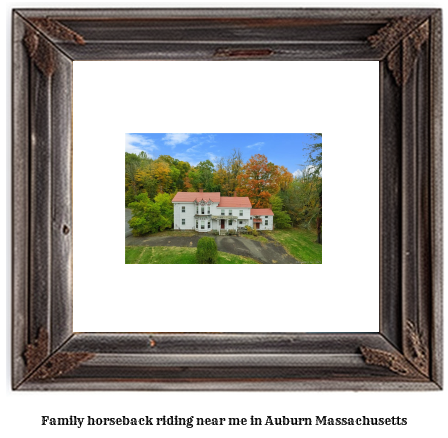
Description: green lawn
xmin=241 ymin=234 xmax=268 ymax=243
xmin=266 ymin=228 xmax=322 ymax=264
xmin=125 ymin=246 xmax=258 ymax=264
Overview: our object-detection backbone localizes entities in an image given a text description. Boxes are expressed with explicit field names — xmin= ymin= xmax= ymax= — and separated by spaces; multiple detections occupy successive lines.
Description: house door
xmin=256 ymin=222 xmax=260 ymax=230
xmin=221 ymin=220 xmax=225 ymax=229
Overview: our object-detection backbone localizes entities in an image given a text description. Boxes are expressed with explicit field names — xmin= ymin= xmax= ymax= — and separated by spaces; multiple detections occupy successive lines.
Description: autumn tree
xmin=282 ymin=167 xmax=321 ymax=233
xmin=236 ymin=154 xmax=280 ymax=208
xmin=213 ymin=164 xmax=229 ymax=195
xmin=227 ymin=149 xmax=244 ymax=194
xmin=213 ymin=149 xmax=243 ymax=195
xmin=304 ymin=133 xmax=322 ymax=177
xmin=277 ymin=165 xmax=294 ymax=192
xmin=183 ymin=173 xmax=194 ymax=192
xmin=184 ymin=168 xmax=201 ymax=192
xmin=303 ymin=133 xmax=322 ymax=243
xmin=125 ymin=152 xmax=152 ymax=206
xmin=152 ymin=160 xmax=172 ymax=193
xmin=134 ymin=164 xmax=158 ymax=199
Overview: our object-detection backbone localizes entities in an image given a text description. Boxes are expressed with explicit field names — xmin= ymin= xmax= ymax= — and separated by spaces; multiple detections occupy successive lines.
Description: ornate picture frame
xmin=12 ymin=8 xmax=442 ymax=390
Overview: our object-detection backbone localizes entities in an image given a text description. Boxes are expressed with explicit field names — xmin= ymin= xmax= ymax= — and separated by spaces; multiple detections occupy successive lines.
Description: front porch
xmin=211 ymin=215 xmax=239 ymax=235
xmin=253 ymin=218 xmax=262 ymax=230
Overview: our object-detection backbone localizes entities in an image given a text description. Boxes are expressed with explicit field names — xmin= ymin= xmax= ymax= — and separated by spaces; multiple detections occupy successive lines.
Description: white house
xmin=172 ymin=190 xmax=274 ymax=233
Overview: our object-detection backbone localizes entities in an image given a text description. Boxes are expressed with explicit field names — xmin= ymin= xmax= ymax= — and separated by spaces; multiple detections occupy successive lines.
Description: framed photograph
xmin=12 ymin=8 xmax=442 ymax=390
xmin=123 ymin=133 xmax=323 ymax=265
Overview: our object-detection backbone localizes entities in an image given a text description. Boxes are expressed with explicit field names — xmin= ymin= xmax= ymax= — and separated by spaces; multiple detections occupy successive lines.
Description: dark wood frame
xmin=12 ymin=8 xmax=442 ymax=390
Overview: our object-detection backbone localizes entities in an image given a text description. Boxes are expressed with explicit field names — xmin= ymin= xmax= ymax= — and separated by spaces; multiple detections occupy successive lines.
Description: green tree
xmin=282 ymin=168 xmax=321 ymax=235
xmin=128 ymin=192 xmax=174 ymax=236
xmin=196 ymin=160 xmax=216 ymax=192
xmin=154 ymin=192 xmax=174 ymax=231
xmin=128 ymin=193 xmax=163 ymax=236
xmin=270 ymin=195 xmax=292 ymax=229
xmin=176 ymin=161 xmax=191 ymax=190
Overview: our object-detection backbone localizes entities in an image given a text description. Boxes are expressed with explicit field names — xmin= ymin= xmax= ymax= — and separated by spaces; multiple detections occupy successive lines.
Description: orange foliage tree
xmin=236 ymin=154 xmax=281 ymax=208
xmin=152 ymin=160 xmax=172 ymax=193
xmin=278 ymin=165 xmax=294 ymax=191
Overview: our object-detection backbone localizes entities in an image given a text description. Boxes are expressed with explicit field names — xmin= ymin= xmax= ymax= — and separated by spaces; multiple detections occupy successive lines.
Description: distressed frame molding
xmin=12 ymin=8 xmax=442 ymax=390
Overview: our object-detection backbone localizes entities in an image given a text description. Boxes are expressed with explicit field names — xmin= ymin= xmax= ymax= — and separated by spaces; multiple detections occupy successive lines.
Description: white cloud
xmin=162 ymin=133 xmax=215 ymax=151
xmin=125 ymin=134 xmax=157 ymax=156
xmin=162 ymin=133 xmax=191 ymax=147
xmin=206 ymin=152 xmax=220 ymax=164
xmin=246 ymin=142 xmax=264 ymax=150
xmin=293 ymin=165 xmax=322 ymax=178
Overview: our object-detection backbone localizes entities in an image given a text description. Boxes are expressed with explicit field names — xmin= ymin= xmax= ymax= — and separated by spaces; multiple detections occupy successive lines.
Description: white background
xmin=2 ymin=1 xmax=446 ymax=438
xmin=73 ymin=60 xmax=379 ymax=332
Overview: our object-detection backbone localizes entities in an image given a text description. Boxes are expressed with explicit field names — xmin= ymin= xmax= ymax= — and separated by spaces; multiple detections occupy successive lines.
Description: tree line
xmin=125 ymin=134 xmax=322 ymax=240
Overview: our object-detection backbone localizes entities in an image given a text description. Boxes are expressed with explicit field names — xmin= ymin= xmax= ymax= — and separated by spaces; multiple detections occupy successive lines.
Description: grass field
xmin=266 ymin=228 xmax=322 ymax=264
xmin=125 ymin=246 xmax=258 ymax=264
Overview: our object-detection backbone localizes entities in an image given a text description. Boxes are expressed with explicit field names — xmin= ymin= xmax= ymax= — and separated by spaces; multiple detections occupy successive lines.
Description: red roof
xmin=172 ymin=192 xmax=221 ymax=203
xmin=250 ymin=208 xmax=274 ymax=216
xmin=253 ymin=218 xmax=262 ymax=223
xmin=218 ymin=197 xmax=252 ymax=208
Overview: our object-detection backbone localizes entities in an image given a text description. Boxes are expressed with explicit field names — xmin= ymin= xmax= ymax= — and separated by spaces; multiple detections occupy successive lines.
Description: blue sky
xmin=125 ymin=133 xmax=316 ymax=177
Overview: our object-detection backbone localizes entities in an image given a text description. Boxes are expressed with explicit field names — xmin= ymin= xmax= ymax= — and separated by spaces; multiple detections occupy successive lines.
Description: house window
xmin=208 ymin=221 xmax=211 ymax=229
xmin=201 ymin=206 xmax=204 ymax=214
xmin=182 ymin=206 xmax=185 ymax=213
xmin=239 ymin=210 xmax=243 ymax=216
xmin=265 ymin=216 xmax=268 ymax=218
xmin=250 ymin=217 xmax=253 ymax=220
xmin=265 ymin=220 xmax=268 ymax=226
xmin=196 ymin=206 xmax=198 ymax=214
xmin=201 ymin=221 xmax=205 ymax=230
xmin=221 ymin=210 xmax=225 ymax=216
xmin=196 ymin=221 xmax=198 ymax=228
xmin=182 ymin=219 xmax=185 ymax=225
xmin=239 ymin=221 xmax=242 ymax=225
xmin=207 ymin=206 xmax=210 ymax=214
xmin=229 ymin=220 xmax=233 ymax=226
xmin=229 ymin=209 xmax=232 ymax=216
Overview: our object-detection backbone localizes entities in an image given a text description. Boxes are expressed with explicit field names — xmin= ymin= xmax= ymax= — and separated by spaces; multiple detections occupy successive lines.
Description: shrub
xmin=196 ymin=237 xmax=218 ymax=264
xmin=252 ymin=229 xmax=258 ymax=237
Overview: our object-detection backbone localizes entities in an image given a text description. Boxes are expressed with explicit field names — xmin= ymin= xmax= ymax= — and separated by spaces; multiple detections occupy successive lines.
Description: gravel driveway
xmin=125 ymin=233 xmax=299 ymax=264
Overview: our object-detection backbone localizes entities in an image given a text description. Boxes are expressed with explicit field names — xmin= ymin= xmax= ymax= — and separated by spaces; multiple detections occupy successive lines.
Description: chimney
xmin=199 ymin=188 xmax=203 ymax=193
